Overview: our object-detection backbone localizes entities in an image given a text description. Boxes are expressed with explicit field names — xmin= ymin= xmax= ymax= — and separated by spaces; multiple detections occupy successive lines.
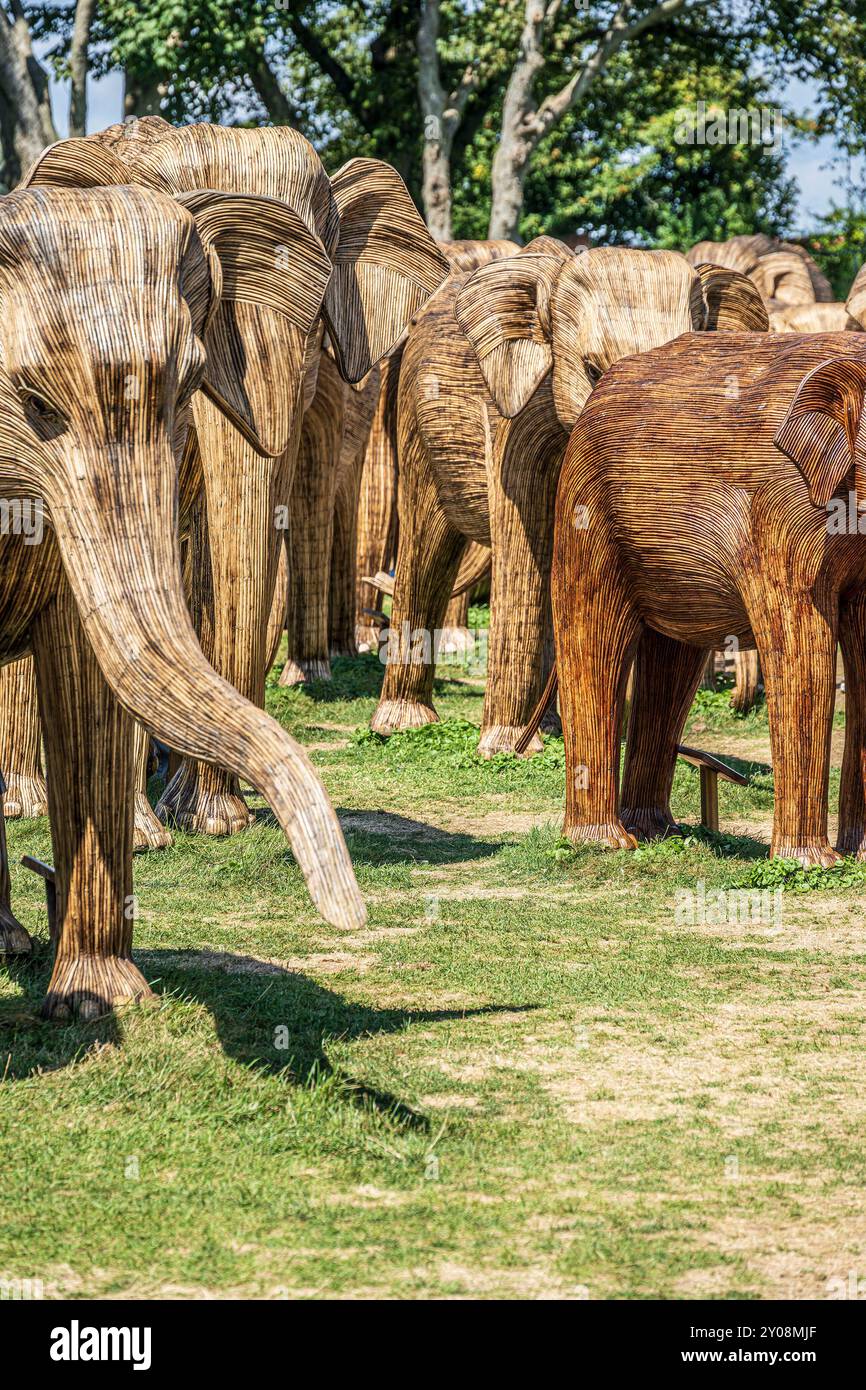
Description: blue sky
xmin=43 ymin=65 xmax=863 ymax=234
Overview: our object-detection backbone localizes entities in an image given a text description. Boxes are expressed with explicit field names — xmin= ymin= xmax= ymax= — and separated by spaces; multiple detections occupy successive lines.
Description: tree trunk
xmin=421 ymin=133 xmax=453 ymax=241
xmin=123 ymin=72 xmax=165 ymax=118
xmin=68 ymin=0 xmax=97 ymax=138
xmin=0 ymin=7 xmax=58 ymax=188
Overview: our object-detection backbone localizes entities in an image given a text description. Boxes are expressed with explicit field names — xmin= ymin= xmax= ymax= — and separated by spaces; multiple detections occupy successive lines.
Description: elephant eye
xmin=20 ymin=389 xmax=66 ymax=438
xmin=584 ymin=359 xmax=603 ymax=386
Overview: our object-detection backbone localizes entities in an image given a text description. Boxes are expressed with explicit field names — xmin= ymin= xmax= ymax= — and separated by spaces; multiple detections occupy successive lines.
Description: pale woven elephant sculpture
xmin=354 ymin=239 xmax=515 ymax=653
xmin=21 ymin=118 xmax=448 ymax=838
xmin=0 ymin=183 xmax=364 ymax=1018
xmin=686 ymin=233 xmax=834 ymax=307
xmin=370 ymin=243 xmax=768 ymax=756
xmin=552 ymin=329 xmax=866 ymax=866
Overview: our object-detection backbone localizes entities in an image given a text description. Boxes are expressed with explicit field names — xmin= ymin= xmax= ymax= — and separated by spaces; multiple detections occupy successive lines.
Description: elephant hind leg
xmin=746 ymin=578 xmax=838 ymax=867
xmin=621 ymin=631 xmax=709 ymax=840
xmin=31 ymin=579 xmax=152 ymax=1020
xmin=132 ymin=722 xmax=173 ymax=852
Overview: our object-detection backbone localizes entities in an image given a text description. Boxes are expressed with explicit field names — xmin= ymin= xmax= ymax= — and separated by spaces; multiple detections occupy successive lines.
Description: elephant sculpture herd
xmin=0 ymin=114 xmax=865 ymax=1021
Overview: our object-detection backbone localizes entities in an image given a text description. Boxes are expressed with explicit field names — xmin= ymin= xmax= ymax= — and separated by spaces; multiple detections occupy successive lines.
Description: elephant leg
xmin=356 ymin=347 xmax=400 ymax=652
xmin=621 ymin=631 xmax=709 ymax=839
xmin=329 ymin=454 xmax=362 ymax=660
xmin=157 ymin=493 xmax=254 ymax=835
xmin=0 ymin=656 xmax=47 ymax=818
xmin=555 ymin=499 xmax=641 ymax=849
xmin=370 ymin=431 xmax=465 ymax=734
xmin=282 ymin=362 xmax=344 ymax=687
xmin=731 ymin=648 xmax=760 ymax=712
xmin=31 ymin=580 xmax=152 ymax=1020
xmin=265 ymin=532 xmax=289 ymax=677
xmin=132 ymin=722 xmax=172 ymax=852
xmin=440 ymin=566 xmax=475 ymax=658
xmin=746 ymin=582 xmax=839 ymax=867
xmin=836 ymin=592 xmax=866 ymax=856
xmin=0 ymin=779 xmax=31 ymax=957
xmin=479 ymin=419 xmax=564 ymax=757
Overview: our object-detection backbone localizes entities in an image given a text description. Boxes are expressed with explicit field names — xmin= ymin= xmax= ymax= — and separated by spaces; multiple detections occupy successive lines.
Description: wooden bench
xmin=21 ymin=854 xmax=57 ymax=942
xmin=676 ymin=744 xmax=749 ymax=832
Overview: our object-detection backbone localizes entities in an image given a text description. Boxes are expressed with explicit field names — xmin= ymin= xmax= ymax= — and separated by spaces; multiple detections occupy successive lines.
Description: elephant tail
xmin=515 ymin=664 xmax=559 ymax=755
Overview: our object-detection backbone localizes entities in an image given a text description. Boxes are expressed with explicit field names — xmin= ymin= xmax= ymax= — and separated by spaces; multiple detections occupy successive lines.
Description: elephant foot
xmin=563 ymin=819 xmax=639 ymax=851
xmin=478 ymin=724 xmax=542 ymax=758
xmin=156 ymin=765 xmax=254 ymax=837
xmin=133 ymin=790 xmax=173 ymax=853
xmin=2 ymin=772 xmax=48 ymax=819
xmin=771 ymin=839 xmax=842 ymax=869
xmin=329 ymin=641 xmax=357 ymax=661
xmin=0 ymin=903 xmax=32 ymax=958
xmin=41 ymin=954 xmax=153 ymax=1022
xmin=355 ymin=624 xmax=381 ymax=655
xmin=370 ymin=698 xmax=438 ymax=736
xmin=835 ymin=827 xmax=866 ymax=858
xmin=278 ymin=656 xmax=331 ymax=687
xmin=621 ymin=806 xmax=680 ymax=842
xmin=438 ymin=625 xmax=475 ymax=657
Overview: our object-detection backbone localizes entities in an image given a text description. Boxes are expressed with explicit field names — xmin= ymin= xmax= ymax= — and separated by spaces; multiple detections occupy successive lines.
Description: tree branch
xmin=287 ymin=12 xmax=374 ymax=133
xmin=530 ymin=0 xmax=693 ymax=139
xmin=248 ymin=47 xmax=300 ymax=129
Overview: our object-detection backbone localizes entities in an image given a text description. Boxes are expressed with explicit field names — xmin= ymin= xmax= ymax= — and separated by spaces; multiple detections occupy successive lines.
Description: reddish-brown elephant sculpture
xmin=551 ymin=330 xmax=866 ymax=867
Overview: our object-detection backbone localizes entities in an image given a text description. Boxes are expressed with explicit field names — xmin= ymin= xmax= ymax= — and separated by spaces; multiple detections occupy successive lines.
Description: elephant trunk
xmin=47 ymin=443 xmax=366 ymax=931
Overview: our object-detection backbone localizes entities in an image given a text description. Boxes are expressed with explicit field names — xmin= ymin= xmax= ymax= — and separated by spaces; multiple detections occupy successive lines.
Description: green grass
xmin=1 ymin=649 xmax=864 ymax=1300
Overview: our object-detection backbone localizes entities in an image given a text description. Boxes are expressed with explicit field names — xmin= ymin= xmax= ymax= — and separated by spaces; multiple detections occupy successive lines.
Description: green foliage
xmin=742 ymin=855 xmax=866 ymax=893
xmin=30 ymin=0 xmax=851 ymax=250
xmin=517 ymin=63 xmax=798 ymax=247
xmin=803 ymin=205 xmax=866 ymax=300
xmin=354 ymin=717 xmax=565 ymax=779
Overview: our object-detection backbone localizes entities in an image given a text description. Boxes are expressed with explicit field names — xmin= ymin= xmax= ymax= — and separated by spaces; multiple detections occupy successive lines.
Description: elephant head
xmin=455 ymin=243 xmax=768 ymax=428
xmin=848 ymin=262 xmax=866 ymax=332
xmin=0 ymin=183 xmax=364 ymax=928
xmin=22 ymin=125 xmax=449 ymax=434
xmin=686 ymin=234 xmax=834 ymax=307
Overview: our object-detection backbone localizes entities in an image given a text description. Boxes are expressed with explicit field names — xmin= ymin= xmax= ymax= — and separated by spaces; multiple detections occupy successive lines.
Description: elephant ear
xmin=774 ymin=358 xmax=866 ymax=506
xmin=455 ymin=253 xmax=564 ymax=416
xmin=177 ymin=190 xmax=332 ymax=457
xmin=322 ymin=158 xmax=449 ymax=383
xmin=18 ymin=137 xmax=132 ymax=189
xmin=693 ymin=263 xmax=769 ymax=331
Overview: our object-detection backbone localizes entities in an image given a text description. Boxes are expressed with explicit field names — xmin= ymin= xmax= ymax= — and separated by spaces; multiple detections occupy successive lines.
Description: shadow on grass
xmin=1 ymin=946 xmax=534 ymax=1130
xmin=148 ymin=950 xmax=530 ymax=1130
xmin=251 ymin=807 xmax=500 ymax=866
xmin=674 ymin=823 xmax=771 ymax=862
